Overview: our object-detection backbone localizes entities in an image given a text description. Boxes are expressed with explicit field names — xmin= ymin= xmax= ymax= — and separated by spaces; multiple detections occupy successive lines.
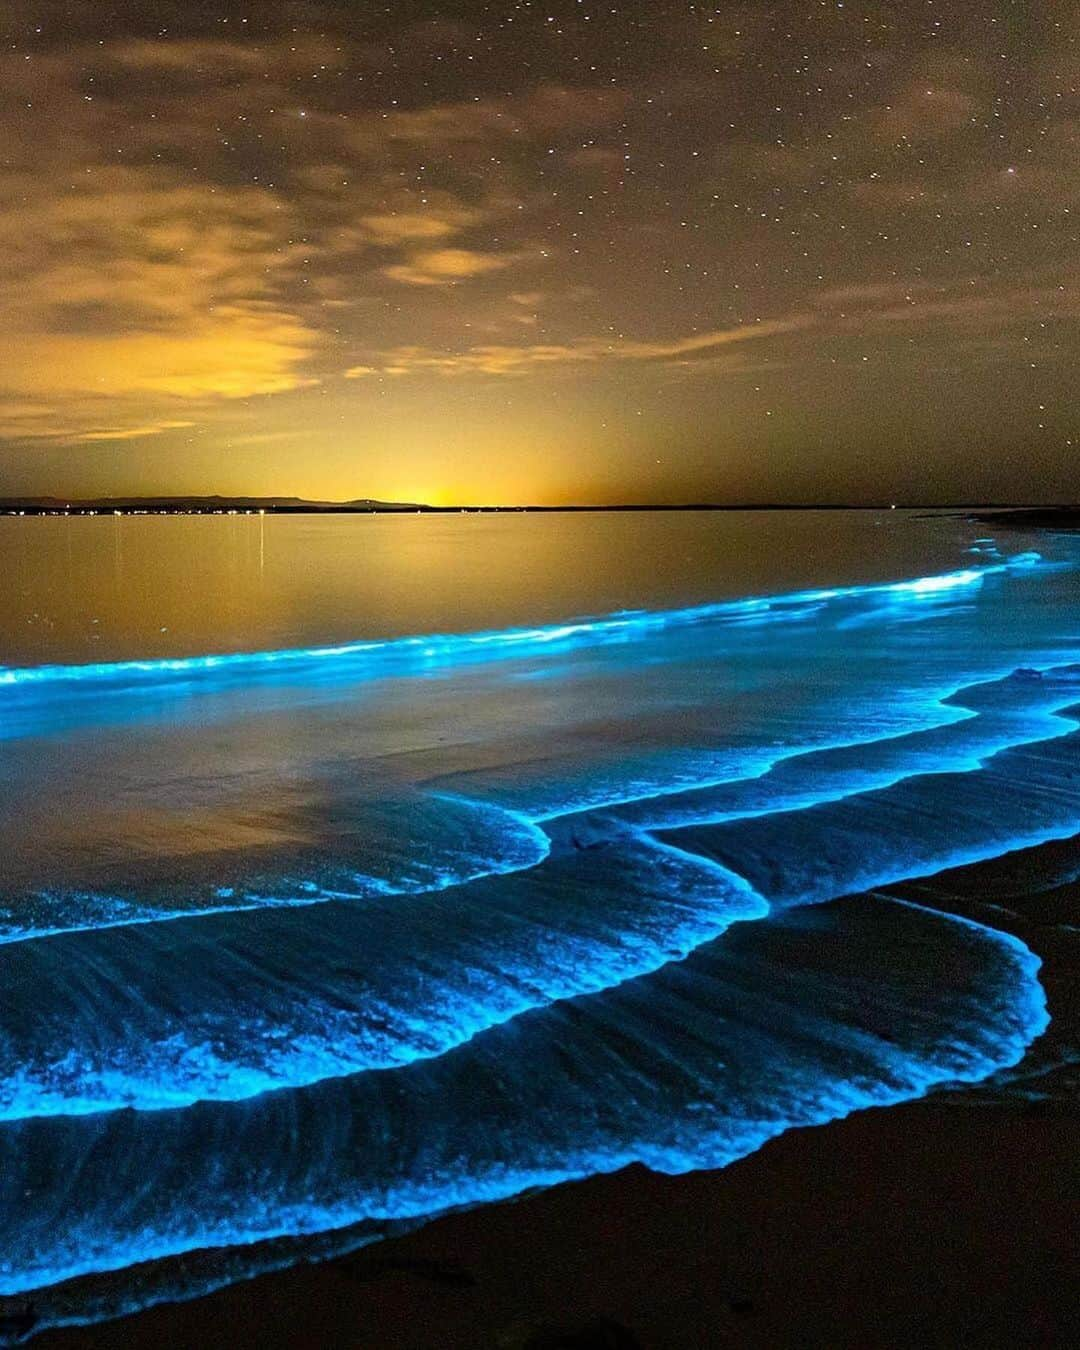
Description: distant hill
xmin=969 ymin=506 xmax=1080 ymax=531
xmin=0 ymin=495 xmax=430 ymax=515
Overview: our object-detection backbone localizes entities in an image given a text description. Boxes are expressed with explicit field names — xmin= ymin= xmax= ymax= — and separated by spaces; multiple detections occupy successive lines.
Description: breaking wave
xmin=0 ymin=543 xmax=1076 ymax=1336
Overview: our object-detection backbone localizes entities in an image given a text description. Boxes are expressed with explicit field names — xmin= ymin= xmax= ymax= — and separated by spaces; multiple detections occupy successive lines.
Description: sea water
xmin=0 ymin=509 xmax=1077 ymax=1334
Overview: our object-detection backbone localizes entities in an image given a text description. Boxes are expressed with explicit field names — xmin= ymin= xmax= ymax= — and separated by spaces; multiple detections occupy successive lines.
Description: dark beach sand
xmin=33 ymin=839 xmax=1080 ymax=1350
xmin=30 ymin=1101 xmax=1077 ymax=1349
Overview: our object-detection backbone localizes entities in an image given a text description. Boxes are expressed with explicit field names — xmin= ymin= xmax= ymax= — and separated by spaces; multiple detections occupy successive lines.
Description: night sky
xmin=0 ymin=2 xmax=1076 ymax=505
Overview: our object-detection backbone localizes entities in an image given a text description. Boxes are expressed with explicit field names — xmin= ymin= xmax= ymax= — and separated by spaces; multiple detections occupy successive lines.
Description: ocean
xmin=0 ymin=509 xmax=1077 ymax=1334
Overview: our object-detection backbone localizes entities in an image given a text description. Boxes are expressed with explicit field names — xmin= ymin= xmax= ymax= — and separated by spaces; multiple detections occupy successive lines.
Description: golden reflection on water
xmin=0 ymin=510 xmax=972 ymax=667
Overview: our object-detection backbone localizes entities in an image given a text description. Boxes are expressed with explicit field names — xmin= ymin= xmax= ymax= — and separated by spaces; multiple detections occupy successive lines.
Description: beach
xmin=1 ymin=512 xmax=1078 ymax=1347
xmin=33 ymin=834 xmax=1080 ymax=1349
xmin=3 ymin=0 xmax=1077 ymax=1331
xmin=33 ymin=1094 xmax=1076 ymax=1348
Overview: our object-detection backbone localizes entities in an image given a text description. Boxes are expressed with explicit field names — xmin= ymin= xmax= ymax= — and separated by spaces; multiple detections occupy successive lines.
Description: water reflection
xmin=0 ymin=509 xmax=984 ymax=666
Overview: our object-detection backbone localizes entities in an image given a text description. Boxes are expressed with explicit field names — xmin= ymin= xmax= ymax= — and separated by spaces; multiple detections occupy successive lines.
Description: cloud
xmin=359 ymin=208 xmax=482 ymax=246
xmin=74 ymin=421 xmax=195 ymax=443
xmin=616 ymin=320 xmax=812 ymax=361
xmin=0 ymin=18 xmax=638 ymax=420
xmin=3 ymin=4 xmax=1074 ymax=489
xmin=347 ymin=318 xmax=810 ymax=376
xmin=348 ymin=85 xmax=629 ymax=156
xmin=0 ymin=163 xmax=320 ymax=442
xmin=0 ymin=28 xmax=624 ymax=446
xmin=2 ymin=307 xmax=319 ymax=402
xmin=565 ymin=146 xmax=626 ymax=172
xmin=0 ymin=405 xmax=195 ymax=447
xmin=383 ymin=248 xmax=520 ymax=287
xmin=344 ymin=277 xmax=1080 ymax=382
xmin=874 ymin=85 xmax=980 ymax=143
xmin=102 ymin=38 xmax=265 ymax=75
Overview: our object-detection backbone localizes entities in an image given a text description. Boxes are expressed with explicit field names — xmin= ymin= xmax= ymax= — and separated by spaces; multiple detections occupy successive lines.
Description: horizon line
xmin=0 ymin=496 xmax=1076 ymax=517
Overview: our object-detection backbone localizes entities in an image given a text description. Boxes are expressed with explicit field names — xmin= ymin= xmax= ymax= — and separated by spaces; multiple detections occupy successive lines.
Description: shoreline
xmin=13 ymin=547 xmax=1080 ymax=1350
xmin=31 ymin=1096 xmax=1077 ymax=1349
xmin=31 ymin=832 xmax=1080 ymax=1349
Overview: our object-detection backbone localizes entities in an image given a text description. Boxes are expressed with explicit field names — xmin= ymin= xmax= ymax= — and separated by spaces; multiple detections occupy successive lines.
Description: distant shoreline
xmin=0 ymin=499 xmax=1075 ymax=518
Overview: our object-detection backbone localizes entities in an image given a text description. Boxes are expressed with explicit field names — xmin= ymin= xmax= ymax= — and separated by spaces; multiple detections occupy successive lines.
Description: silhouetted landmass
xmin=969 ymin=506 xmax=1080 ymax=531
xmin=1 ymin=497 xmax=1074 ymax=517
xmin=0 ymin=495 xmax=427 ymax=515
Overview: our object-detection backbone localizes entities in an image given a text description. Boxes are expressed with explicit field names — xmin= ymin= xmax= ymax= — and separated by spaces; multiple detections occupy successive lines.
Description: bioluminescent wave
xmin=0 ymin=558 xmax=1047 ymax=749
xmin=1 ymin=665 xmax=1079 ymax=1123
xmin=561 ymin=665 xmax=1080 ymax=834
xmin=0 ymin=794 xmax=551 ymax=947
xmin=0 ymin=551 xmax=1062 ymax=947
xmin=0 ymin=529 xmax=1077 ymax=1337
xmin=0 ymin=893 xmax=1047 ymax=1314
xmin=0 ymin=562 xmax=1004 ymax=692
xmin=0 ymin=839 xmax=765 ymax=1120
xmin=1 ymin=663 xmax=1076 ymax=951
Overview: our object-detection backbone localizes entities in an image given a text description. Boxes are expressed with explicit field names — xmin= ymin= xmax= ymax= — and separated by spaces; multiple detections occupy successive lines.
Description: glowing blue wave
xmin=0 ymin=797 xmax=552 ymax=948
xmin=0 ymin=892 xmax=1047 ymax=1309
xmin=0 ymin=664 xmax=1076 ymax=1124
xmin=0 ymin=561 xmax=1020 ymax=694
xmin=567 ymin=666 xmax=1080 ymax=832
xmin=0 ymin=539 xmax=1074 ymax=1334
xmin=0 ymin=839 xmax=767 ymax=1120
xmin=662 ymin=714 xmax=1080 ymax=911
xmin=0 ymin=652 xmax=1072 ymax=985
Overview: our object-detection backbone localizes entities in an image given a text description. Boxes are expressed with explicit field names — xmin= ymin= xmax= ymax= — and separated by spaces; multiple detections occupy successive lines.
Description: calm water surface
xmin=1 ymin=509 xmax=976 ymax=664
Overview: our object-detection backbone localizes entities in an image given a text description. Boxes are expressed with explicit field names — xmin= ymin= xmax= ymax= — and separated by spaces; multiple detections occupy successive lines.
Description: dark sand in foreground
xmin=33 ymin=1099 xmax=1077 ymax=1349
